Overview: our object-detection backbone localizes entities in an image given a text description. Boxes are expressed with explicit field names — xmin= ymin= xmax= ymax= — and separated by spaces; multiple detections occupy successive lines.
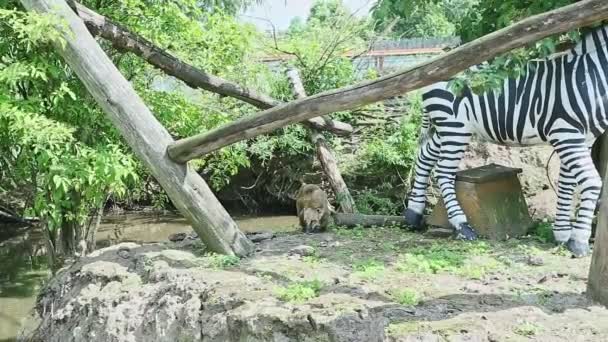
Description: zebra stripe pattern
xmin=404 ymin=25 xmax=608 ymax=257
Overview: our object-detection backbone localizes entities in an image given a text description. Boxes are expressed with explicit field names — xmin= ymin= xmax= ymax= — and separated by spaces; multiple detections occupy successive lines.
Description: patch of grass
xmin=454 ymin=257 xmax=501 ymax=279
xmin=551 ymin=244 xmax=571 ymax=256
xmin=353 ymin=259 xmax=385 ymax=279
xmin=391 ymin=288 xmax=421 ymax=306
xmin=386 ymin=322 xmax=421 ymax=336
xmin=333 ymin=225 xmax=367 ymax=239
xmin=276 ymin=279 xmax=324 ymax=303
xmin=302 ymin=255 xmax=324 ymax=266
xmin=514 ymin=322 xmax=542 ymax=337
xmin=517 ymin=244 xmax=544 ymax=256
xmin=204 ymin=253 xmax=240 ymax=269
xmin=528 ymin=221 xmax=555 ymax=243
xmin=395 ymin=241 xmax=492 ymax=275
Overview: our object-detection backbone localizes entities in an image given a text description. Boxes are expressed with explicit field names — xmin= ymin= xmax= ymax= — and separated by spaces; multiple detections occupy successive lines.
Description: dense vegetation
xmin=0 ymin=0 xmax=602 ymax=268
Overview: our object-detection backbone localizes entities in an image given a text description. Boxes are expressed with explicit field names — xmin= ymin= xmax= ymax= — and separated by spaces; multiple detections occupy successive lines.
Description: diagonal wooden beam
xmin=21 ymin=0 xmax=254 ymax=256
xmin=166 ymin=0 xmax=608 ymax=164
xmin=73 ymin=2 xmax=353 ymax=136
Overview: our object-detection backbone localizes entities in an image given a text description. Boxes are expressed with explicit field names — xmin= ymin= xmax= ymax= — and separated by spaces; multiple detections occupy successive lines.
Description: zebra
xmin=403 ymin=25 xmax=608 ymax=258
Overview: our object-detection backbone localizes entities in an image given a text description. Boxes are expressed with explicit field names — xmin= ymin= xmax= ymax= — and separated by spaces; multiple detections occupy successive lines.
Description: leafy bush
xmin=276 ymin=279 xmax=324 ymax=303
xmin=391 ymin=288 xmax=421 ymax=306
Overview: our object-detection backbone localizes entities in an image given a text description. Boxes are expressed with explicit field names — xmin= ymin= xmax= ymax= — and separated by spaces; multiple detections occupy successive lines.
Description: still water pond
xmin=0 ymin=213 xmax=298 ymax=341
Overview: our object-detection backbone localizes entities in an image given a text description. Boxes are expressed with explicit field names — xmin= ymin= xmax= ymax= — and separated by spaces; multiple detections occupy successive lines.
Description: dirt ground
xmin=23 ymin=225 xmax=608 ymax=342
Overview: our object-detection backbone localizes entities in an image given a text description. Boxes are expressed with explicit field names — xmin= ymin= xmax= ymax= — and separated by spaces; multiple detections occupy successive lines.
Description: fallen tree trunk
xmin=167 ymin=0 xmax=608 ymax=163
xmin=73 ymin=2 xmax=352 ymax=136
xmin=332 ymin=213 xmax=406 ymax=228
xmin=286 ymin=69 xmax=357 ymax=214
xmin=22 ymin=0 xmax=253 ymax=257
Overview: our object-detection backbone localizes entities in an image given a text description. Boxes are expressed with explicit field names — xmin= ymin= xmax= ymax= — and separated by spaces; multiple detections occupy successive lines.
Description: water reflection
xmin=0 ymin=214 xmax=298 ymax=341
xmin=0 ymin=243 xmax=48 ymax=341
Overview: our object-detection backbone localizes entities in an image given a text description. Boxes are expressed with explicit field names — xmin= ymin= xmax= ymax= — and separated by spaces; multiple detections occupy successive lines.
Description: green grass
xmin=528 ymin=221 xmax=555 ymax=243
xmin=514 ymin=322 xmax=542 ymax=337
xmin=302 ymin=255 xmax=324 ymax=266
xmin=203 ymin=253 xmax=240 ymax=269
xmin=353 ymin=259 xmax=386 ymax=279
xmin=332 ymin=225 xmax=368 ymax=239
xmin=395 ymin=241 xmax=492 ymax=275
xmin=391 ymin=288 xmax=421 ymax=306
xmin=276 ymin=279 xmax=324 ymax=303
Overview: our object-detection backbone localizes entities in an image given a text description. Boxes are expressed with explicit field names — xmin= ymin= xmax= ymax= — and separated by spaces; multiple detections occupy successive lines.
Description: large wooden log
xmin=167 ymin=0 xmax=608 ymax=163
xmin=588 ymin=137 xmax=608 ymax=306
xmin=73 ymin=2 xmax=352 ymax=136
xmin=286 ymin=69 xmax=358 ymax=214
xmin=332 ymin=213 xmax=406 ymax=228
xmin=21 ymin=0 xmax=253 ymax=256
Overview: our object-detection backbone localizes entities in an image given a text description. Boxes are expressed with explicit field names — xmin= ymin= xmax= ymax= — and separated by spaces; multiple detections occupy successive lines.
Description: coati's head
xmin=301 ymin=207 xmax=325 ymax=233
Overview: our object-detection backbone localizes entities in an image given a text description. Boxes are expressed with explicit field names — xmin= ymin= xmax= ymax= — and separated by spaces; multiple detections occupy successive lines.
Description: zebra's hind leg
xmin=552 ymin=166 xmax=576 ymax=244
xmin=434 ymin=130 xmax=477 ymax=240
xmin=404 ymin=132 xmax=442 ymax=231
xmin=550 ymin=135 xmax=601 ymax=257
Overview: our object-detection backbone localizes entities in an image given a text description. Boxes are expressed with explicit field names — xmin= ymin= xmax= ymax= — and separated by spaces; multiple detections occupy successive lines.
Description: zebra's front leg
xmin=552 ymin=166 xmax=576 ymax=244
xmin=434 ymin=132 xmax=477 ymax=240
xmin=551 ymin=137 xmax=601 ymax=257
xmin=404 ymin=133 xmax=442 ymax=231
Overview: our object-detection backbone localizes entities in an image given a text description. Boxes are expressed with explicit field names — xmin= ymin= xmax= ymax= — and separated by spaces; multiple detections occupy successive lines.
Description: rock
xmin=168 ymin=232 xmax=187 ymax=242
xmin=527 ymin=256 xmax=545 ymax=266
xmin=24 ymin=244 xmax=393 ymax=342
xmin=248 ymin=232 xmax=274 ymax=243
xmin=117 ymin=248 xmax=130 ymax=259
xmin=488 ymin=333 xmax=500 ymax=342
xmin=289 ymin=245 xmax=316 ymax=257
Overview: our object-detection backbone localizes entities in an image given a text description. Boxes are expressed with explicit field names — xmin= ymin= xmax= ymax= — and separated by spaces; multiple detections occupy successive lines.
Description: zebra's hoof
xmin=403 ymin=208 xmax=425 ymax=231
xmin=567 ymin=239 xmax=590 ymax=258
xmin=454 ymin=223 xmax=478 ymax=241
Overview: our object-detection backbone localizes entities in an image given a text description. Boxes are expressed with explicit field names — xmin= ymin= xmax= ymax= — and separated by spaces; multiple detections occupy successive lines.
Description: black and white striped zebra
xmin=404 ymin=25 xmax=608 ymax=258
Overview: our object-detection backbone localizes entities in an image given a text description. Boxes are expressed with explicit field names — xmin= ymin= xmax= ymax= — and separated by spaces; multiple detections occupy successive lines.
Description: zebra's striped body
xmin=404 ymin=26 xmax=608 ymax=257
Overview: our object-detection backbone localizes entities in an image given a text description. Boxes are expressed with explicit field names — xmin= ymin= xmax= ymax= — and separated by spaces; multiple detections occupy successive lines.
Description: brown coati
xmin=295 ymin=184 xmax=332 ymax=233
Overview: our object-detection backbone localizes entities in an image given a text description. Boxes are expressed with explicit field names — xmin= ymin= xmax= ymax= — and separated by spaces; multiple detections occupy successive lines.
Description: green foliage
xmin=204 ymin=253 xmax=241 ymax=269
xmin=371 ymin=0 xmax=476 ymax=38
xmin=353 ymin=259 xmax=385 ymax=279
xmin=276 ymin=279 xmax=324 ymax=303
xmin=395 ymin=241 xmax=491 ymax=274
xmin=353 ymin=189 xmax=400 ymax=215
xmin=514 ymin=322 xmax=542 ymax=337
xmin=391 ymin=288 xmax=421 ymax=306
xmin=276 ymin=0 xmax=372 ymax=97
xmin=528 ymin=221 xmax=555 ymax=244
xmin=459 ymin=0 xmax=576 ymax=43
xmin=371 ymin=0 xmax=591 ymax=94
xmin=453 ymin=0 xmax=587 ymax=94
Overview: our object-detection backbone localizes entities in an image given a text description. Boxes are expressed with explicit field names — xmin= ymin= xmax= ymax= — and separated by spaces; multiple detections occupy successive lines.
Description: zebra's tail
xmin=417 ymin=107 xmax=432 ymax=147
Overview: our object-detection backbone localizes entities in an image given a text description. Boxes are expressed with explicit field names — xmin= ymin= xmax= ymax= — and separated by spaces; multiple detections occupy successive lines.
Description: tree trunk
xmin=167 ymin=0 xmax=608 ymax=163
xmin=85 ymin=204 xmax=104 ymax=254
xmin=72 ymin=2 xmax=352 ymax=136
xmin=588 ymin=167 xmax=608 ymax=306
xmin=21 ymin=0 xmax=253 ymax=257
xmin=286 ymin=69 xmax=357 ymax=214
xmin=588 ymin=132 xmax=608 ymax=306
xmin=332 ymin=213 xmax=406 ymax=228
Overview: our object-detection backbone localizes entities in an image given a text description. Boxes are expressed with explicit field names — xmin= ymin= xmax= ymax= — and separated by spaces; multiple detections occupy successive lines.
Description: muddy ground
xmin=21 ymin=225 xmax=608 ymax=342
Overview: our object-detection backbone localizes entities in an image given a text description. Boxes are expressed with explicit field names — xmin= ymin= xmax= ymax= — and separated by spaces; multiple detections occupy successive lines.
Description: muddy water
xmin=0 ymin=214 xmax=298 ymax=341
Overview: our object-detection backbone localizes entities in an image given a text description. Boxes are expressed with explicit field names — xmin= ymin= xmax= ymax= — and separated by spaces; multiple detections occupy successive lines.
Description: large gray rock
xmin=21 ymin=243 xmax=393 ymax=342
